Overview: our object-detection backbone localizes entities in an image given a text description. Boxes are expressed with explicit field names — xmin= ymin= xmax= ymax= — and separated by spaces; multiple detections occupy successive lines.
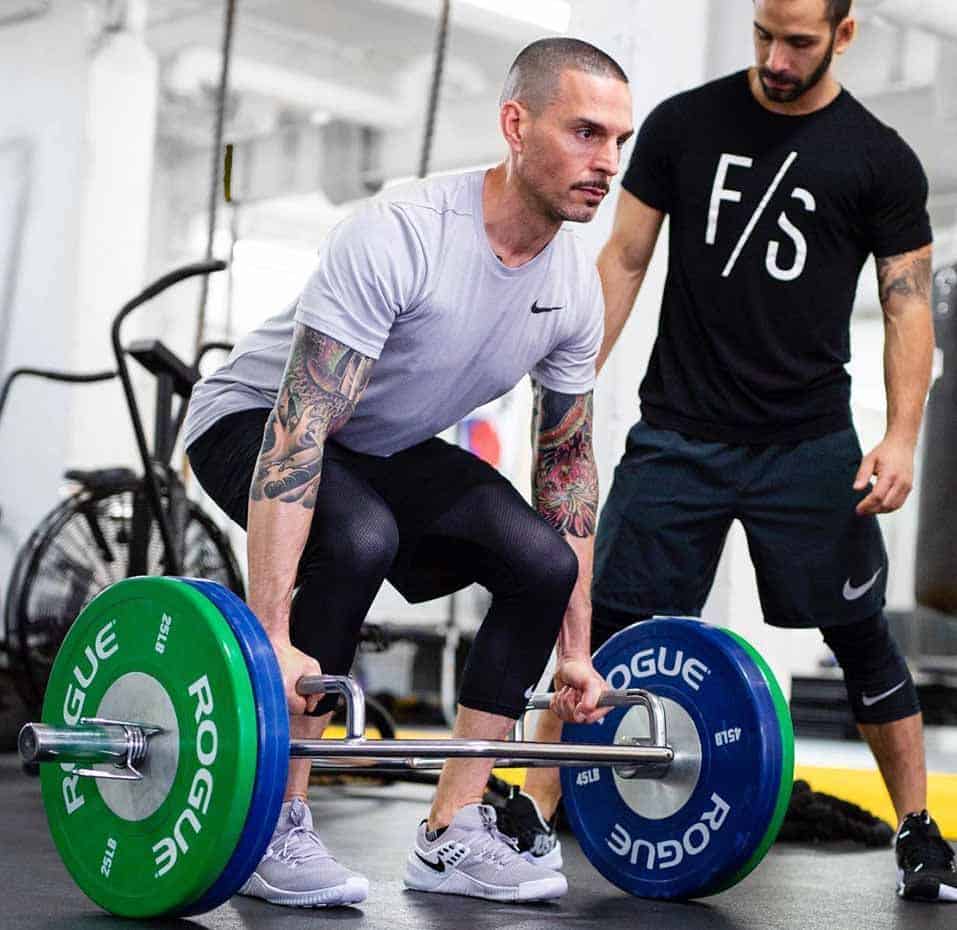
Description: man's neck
xmin=747 ymin=67 xmax=842 ymax=117
xmin=482 ymin=164 xmax=562 ymax=268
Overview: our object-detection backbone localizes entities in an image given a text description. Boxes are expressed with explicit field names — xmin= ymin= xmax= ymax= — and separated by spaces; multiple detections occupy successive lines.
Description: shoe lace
xmin=274 ymin=825 xmax=332 ymax=865
xmin=473 ymin=809 xmax=522 ymax=868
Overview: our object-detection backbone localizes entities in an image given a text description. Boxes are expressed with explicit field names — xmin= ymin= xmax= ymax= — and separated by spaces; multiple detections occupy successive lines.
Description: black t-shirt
xmin=622 ymin=70 xmax=932 ymax=443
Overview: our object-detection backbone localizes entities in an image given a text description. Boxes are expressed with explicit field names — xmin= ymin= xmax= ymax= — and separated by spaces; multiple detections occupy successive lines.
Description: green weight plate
xmin=39 ymin=576 xmax=258 ymax=917
xmin=705 ymin=628 xmax=794 ymax=894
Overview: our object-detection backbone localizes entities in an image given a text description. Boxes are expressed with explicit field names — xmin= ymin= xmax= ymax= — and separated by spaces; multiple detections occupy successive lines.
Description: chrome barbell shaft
xmin=289 ymin=737 xmax=673 ymax=769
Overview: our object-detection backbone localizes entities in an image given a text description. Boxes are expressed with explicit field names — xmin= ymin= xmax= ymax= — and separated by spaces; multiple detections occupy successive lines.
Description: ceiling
xmin=137 ymin=0 xmax=957 ymax=230
xmin=145 ymin=0 xmax=546 ymax=142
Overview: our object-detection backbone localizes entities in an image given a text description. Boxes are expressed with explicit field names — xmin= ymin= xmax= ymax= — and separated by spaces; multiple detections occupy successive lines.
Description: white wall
xmin=68 ymin=16 xmax=159 ymax=473
xmin=573 ymin=0 xmax=713 ymax=507
xmin=0 ymin=2 xmax=90 ymax=611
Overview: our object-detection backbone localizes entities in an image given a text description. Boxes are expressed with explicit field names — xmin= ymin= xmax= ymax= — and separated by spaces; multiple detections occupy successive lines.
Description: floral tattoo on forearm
xmin=531 ymin=384 xmax=598 ymax=538
xmin=251 ymin=324 xmax=373 ymax=508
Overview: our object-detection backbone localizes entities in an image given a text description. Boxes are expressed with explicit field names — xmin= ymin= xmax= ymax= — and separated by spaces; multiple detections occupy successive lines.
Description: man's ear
xmin=500 ymin=99 xmax=528 ymax=154
xmin=834 ymin=16 xmax=856 ymax=56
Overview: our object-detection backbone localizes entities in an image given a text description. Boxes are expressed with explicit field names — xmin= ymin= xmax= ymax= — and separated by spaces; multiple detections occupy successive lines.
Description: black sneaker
xmin=496 ymin=787 xmax=563 ymax=870
xmin=895 ymin=811 xmax=957 ymax=902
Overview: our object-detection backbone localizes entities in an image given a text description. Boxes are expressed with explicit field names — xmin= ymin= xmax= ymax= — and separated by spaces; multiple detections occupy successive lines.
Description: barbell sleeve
xmin=19 ymin=722 xmax=135 ymax=766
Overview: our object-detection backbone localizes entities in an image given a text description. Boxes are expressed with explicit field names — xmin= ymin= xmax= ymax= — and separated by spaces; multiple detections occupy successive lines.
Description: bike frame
xmin=110 ymin=260 xmax=226 ymax=575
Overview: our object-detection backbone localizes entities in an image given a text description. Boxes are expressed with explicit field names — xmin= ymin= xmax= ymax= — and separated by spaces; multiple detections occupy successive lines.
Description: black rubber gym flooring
xmin=2 ymin=753 xmax=953 ymax=930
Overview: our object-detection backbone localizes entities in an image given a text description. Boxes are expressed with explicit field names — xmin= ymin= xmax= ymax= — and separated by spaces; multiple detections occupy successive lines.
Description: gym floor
xmin=4 ymin=743 xmax=955 ymax=930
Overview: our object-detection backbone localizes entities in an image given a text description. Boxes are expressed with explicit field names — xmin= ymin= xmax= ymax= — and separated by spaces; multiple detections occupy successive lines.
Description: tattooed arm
xmin=247 ymin=323 xmax=373 ymax=712
xmin=854 ymin=244 xmax=934 ymax=515
xmin=531 ymin=384 xmax=607 ymax=724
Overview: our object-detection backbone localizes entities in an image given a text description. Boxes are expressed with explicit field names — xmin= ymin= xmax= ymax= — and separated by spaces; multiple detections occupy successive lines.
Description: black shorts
xmin=186 ymin=407 xmax=577 ymax=718
xmin=592 ymin=422 xmax=887 ymax=629
xmin=187 ymin=407 xmax=512 ymax=601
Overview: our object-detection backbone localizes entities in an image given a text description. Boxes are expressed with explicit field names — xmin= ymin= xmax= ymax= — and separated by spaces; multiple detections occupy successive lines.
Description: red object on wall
xmin=465 ymin=418 xmax=501 ymax=468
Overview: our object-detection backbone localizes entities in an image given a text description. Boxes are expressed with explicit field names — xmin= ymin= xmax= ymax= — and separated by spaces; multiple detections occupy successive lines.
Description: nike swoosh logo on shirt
xmin=861 ymin=680 xmax=907 ymax=707
xmin=842 ymin=568 xmax=882 ymax=601
xmin=531 ymin=301 xmax=563 ymax=314
xmin=415 ymin=851 xmax=446 ymax=873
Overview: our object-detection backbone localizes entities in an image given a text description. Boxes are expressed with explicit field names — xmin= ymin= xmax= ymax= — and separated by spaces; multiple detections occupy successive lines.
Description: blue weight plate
xmin=561 ymin=618 xmax=783 ymax=900
xmin=177 ymin=579 xmax=289 ymax=916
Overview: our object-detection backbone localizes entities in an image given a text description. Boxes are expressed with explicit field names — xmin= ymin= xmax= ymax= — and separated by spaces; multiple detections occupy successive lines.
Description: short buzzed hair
xmin=827 ymin=0 xmax=852 ymax=27
xmin=500 ymin=37 xmax=628 ymax=114
xmin=753 ymin=1 xmax=853 ymax=30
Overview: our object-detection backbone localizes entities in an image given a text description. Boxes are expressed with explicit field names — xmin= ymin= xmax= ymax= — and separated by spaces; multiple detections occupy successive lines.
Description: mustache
xmin=760 ymin=68 xmax=799 ymax=86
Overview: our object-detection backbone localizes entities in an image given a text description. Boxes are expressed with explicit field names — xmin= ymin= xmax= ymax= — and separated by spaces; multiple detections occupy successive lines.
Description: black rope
xmin=195 ymin=0 xmax=238 ymax=355
xmin=418 ymin=0 xmax=452 ymax=179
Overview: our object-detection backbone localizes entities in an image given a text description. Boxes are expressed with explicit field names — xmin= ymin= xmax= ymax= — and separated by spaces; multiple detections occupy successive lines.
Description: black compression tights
xmin=289 ymin=477 xmax=579 ymax=718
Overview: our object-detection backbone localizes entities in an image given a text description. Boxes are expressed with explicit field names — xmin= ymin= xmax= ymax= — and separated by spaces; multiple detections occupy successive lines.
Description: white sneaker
xmin=238 ymin=798 xmax=369 ymax=907
xmin=403 ymin=802 xmax=567 ymax=902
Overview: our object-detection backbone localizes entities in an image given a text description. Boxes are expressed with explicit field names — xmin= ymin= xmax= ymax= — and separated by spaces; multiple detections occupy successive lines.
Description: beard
xmin=517 ymin=162 xmax=602 ymax=225
xmin=760 ymin=35 xmax=835 ymax=103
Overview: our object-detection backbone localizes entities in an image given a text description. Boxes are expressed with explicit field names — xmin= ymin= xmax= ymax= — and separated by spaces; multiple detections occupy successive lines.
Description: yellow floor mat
xmin=795 ymin=765 xmax=957 ymax=838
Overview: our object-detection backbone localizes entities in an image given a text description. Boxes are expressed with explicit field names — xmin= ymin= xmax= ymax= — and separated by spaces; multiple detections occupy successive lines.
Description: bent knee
xmin=822 ymin=613 xmax=921 ymax=724
xmin=518 ymin=529 xmax=579 ymax=602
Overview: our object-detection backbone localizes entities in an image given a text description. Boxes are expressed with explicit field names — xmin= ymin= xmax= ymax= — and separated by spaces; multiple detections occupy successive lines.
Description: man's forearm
xmin=556 ymin=533 xmax=594 ymax=660
xmin=531 ymin=390 xmax=598 ymax=539
xmin=877 ymin=247 xmax=934 ymax=444
xmin=247 ymin=499 xmax=314 ymax=640
xmin=883 ymin=307 xmax=934 ymax=444
xmin=531 ymin=386 xmax=598 ymax=658
xmin=247 ymin=398 xmax=332 ymax=639
xmin=596 ymin=240 xmax=649 ymax=373
xmin=247 ymin=324 xmax=373 ymax=637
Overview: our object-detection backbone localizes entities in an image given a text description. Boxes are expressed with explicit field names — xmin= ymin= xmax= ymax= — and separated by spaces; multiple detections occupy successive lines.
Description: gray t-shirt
xmin=184 ymin=169 xmax=604 ymax=457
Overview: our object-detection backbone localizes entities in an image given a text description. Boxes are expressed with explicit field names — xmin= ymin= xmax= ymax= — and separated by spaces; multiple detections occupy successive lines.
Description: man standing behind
xmin=507 ymin=0 xmax=957 ymax=903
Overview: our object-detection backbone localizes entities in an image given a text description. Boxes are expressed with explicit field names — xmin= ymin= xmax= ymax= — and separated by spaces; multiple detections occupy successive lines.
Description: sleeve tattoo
xmin=876 ymin=249 xmax=932 ymax=306
xmin=250 ymin=324 xmax=373 ymax=508
xmin=531 ymin=383 xmax=598 ymax=538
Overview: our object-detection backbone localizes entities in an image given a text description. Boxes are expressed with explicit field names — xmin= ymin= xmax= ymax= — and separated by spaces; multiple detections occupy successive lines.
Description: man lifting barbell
xmin=182 ymin=38 xmax=634 ymax=907
xmin=514 ymin=0 xmax=957 ymax=904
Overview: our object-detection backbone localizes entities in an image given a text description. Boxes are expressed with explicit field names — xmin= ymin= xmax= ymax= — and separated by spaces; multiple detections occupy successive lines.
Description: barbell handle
xmin=525 ymin=688 xmax=668 ymax=748
xmin=295 ymin=676 xmax=667 ymax=751
xmin=296 ymin=675 xmax=366 ymax=739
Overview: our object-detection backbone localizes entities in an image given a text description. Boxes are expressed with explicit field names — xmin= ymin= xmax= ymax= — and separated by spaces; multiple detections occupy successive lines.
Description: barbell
xmin=19 ymin=575 xmax=792 ymax=916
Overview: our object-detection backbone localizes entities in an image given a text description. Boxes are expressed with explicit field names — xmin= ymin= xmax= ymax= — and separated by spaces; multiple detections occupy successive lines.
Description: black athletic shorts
xmin=592 ymin=422 xmax=887 ymax=629
xmin=187 ymin=407 xmax=514 ymax=601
